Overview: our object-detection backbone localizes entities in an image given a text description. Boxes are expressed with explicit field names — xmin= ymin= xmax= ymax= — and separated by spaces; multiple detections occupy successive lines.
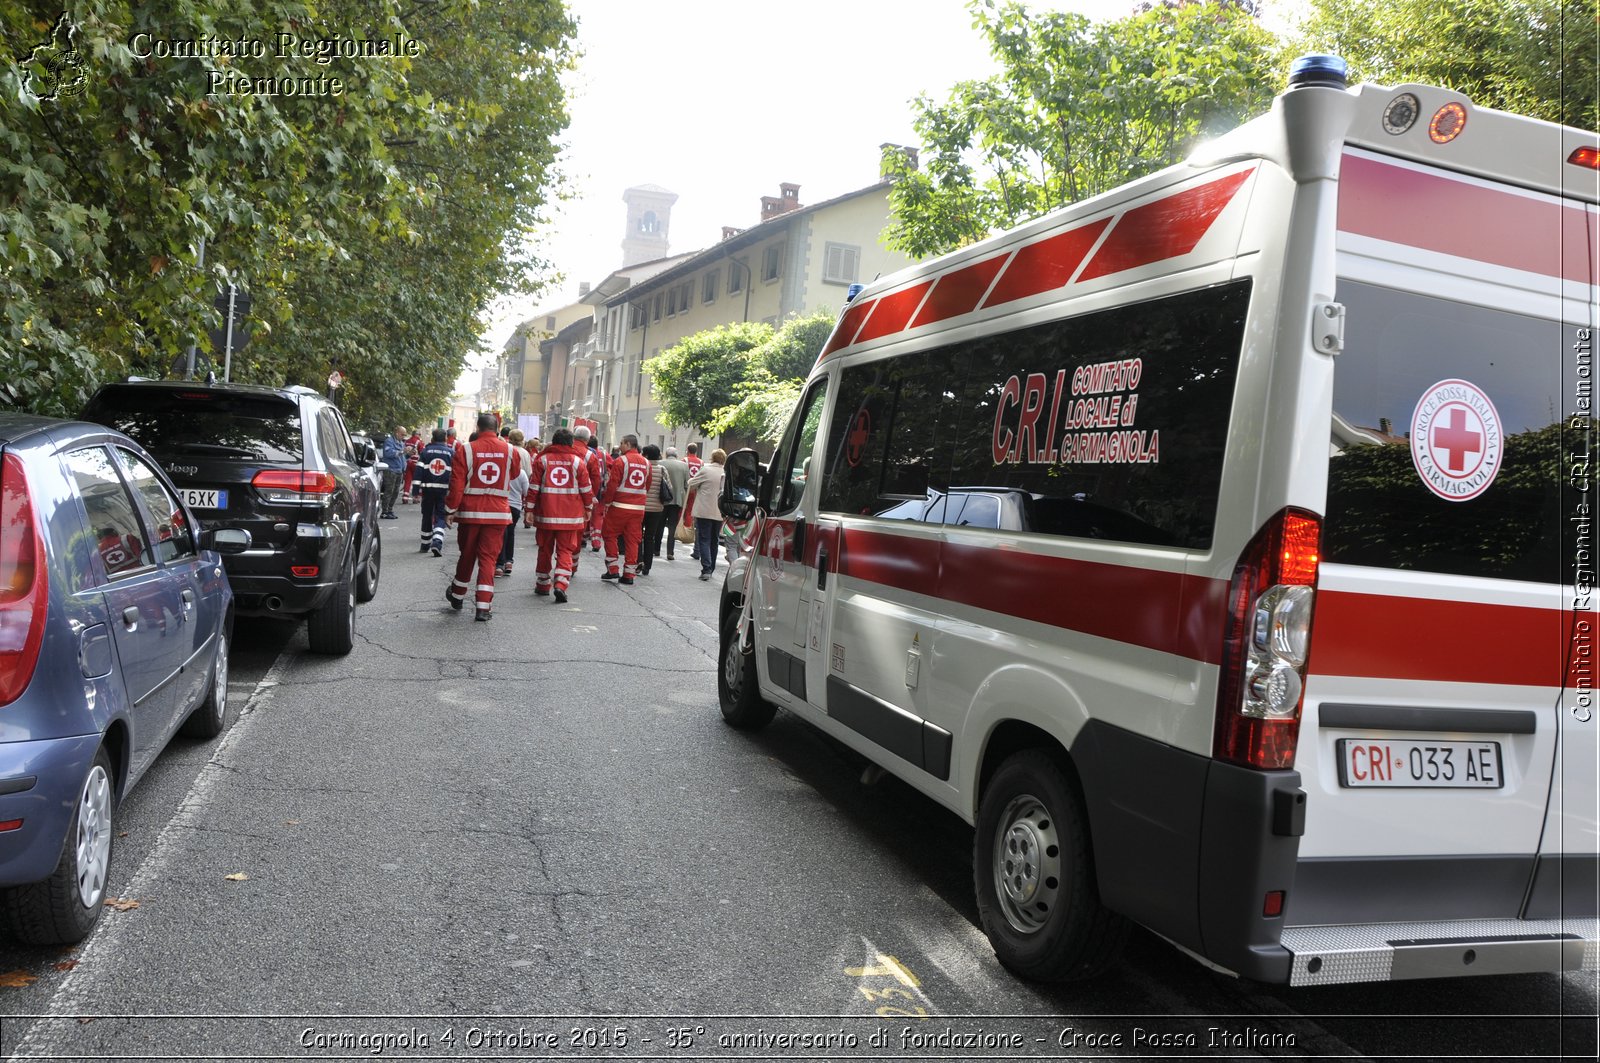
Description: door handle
xmin=816 ymin=545 xmax=829 ymax=591
xmin=180 ymin=588 xmax=194 ymax=618
xmin=121 ymin=606 xmax=140 ymax=631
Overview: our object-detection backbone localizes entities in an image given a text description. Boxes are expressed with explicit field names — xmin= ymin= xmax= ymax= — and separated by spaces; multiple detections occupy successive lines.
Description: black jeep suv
xmin=82 ymin=381 xmax=382 ymax=654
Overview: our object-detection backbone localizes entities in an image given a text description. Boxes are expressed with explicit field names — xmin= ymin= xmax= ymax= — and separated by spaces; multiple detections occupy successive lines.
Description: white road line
xmin=9 ymin=648 xmax=296 ymax=1060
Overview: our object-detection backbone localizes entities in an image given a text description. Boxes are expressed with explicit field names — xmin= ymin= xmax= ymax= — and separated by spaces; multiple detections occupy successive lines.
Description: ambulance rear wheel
xmin=974 ymin=750 xmax=1128 ymax=981
xmin=719 ymin=605 xmax=775 ymax=731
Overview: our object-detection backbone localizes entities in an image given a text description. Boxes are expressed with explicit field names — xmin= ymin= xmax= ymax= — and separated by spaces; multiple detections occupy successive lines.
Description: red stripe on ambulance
xmin=855 ymin=281 xmax=935 ymax=344
xmin=837 ymin=527 xmax=1228 ymax=664
xmin=981 ymin=219 xmax=1110 ymax=307
xmin=1311 ymin=589 xmax=1572 ymax=687
xmin=1078 ymin=169 xmax=1255 ymax=281
xmin=1337 ymin=153 xmax=1596 ymax=283
xmin=819 ymin=166 xmax=1257 ymax=362
xmin=909 ymin=254 xmax=1010 ymax=329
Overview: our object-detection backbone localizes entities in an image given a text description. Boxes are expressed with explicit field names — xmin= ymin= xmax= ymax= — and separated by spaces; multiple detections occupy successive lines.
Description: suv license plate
xmin=1337 ymin=739 xmax=1503 ymax=789
xmin=181 ymin=488 xmax=227 ymax=510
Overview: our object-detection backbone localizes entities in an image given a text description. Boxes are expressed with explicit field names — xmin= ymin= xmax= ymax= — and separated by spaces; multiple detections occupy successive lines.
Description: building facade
xmin=603 ymin=169 xmax=917 ymax=453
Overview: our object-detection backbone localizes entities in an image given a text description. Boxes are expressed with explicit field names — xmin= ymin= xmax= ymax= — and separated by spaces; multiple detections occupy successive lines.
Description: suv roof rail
xmin=283 ymin=384 xmax=320 ymax=397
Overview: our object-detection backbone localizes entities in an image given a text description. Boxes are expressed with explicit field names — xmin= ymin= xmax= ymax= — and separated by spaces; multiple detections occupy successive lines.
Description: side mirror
xmin=720 ymin=448 xmax=762 ymax=525
xmin=203 ymin=527 xmax=252 ymax=555
xmin=357 ymin=441 xmax=378 ymax=467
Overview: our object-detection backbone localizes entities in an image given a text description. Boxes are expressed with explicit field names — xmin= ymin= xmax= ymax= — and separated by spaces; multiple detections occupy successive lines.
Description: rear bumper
xmin=0 ymin=734 xmax=102 ymax=888
xmin=1282 ymin=919 xmax=1600 ymax=986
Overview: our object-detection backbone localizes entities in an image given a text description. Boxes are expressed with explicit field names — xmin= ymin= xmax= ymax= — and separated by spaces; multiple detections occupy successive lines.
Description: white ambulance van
xmin=715 ymin=55 xmax=1599 ymax=986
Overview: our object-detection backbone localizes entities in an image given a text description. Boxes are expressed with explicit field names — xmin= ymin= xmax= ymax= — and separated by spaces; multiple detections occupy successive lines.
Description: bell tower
xmin=621 ymin=184 xmax=677 ymax=267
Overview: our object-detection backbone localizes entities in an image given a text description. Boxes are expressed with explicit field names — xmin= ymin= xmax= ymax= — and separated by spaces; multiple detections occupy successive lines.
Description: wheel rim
xmin=723 ymin=629 xmax=744 ymax=695
xmin=212 ymin=633 xmax=229 ymax=722
xmin=75 ymin=764 xmax=113 ymax=909
xmin=992 ymin=793 xmax=1062 ymax=935
xmin=347 ymin=554 xmax=357 ymax=621
xmin=366 ymin=536 xmax=380 ymax=589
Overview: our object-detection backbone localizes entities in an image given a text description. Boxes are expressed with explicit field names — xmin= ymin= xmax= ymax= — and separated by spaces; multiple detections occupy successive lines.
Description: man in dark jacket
xmin=414 ymin=428 xmax=454 ymax=555
xmin=380 ymin=426 xmax=407 ymax=518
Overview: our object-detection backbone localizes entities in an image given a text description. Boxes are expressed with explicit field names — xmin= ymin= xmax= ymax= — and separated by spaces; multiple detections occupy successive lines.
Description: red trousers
xmin=588 ymin=503 xmax=607 ymax=551
xmin=602 ymin=506 xmax=644 ymax=576
xmin=534 ymin=527 xmax=582 ymax=592
xmin=449 ymin=522 xmax=506 ymax=610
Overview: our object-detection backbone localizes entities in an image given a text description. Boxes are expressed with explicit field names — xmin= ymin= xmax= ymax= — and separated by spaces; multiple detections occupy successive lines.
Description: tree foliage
xmin=703 ymin=309 xmax=835 ymax=440
xmin=645 ymin=320 xmax=771 ymax=436
xmin=885 ymin=0 xmax=1278 ymax=258
xmin=0 ymin=1 xmax=573 ymax=424
xmin=1293 ymin=0 xmax=1597 ymax=130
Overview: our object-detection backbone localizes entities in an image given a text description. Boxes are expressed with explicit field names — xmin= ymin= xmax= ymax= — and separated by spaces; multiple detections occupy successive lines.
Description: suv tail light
xmin=252 ymin=470 xmax=336 ymax=506
xmin=1214 ymin=508 xmax=1321 ymax=770
xmin=0 ymin=453 xmax=48 ymax=707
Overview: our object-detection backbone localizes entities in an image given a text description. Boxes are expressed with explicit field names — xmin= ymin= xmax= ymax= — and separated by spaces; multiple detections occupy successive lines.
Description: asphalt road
xmin=0 ymin=521 xmax=1592 ymax=1061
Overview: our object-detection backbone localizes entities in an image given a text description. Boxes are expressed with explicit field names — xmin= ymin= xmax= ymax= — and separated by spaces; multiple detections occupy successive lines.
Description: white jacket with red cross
xmin=525 ymin=443 xmax=594 ymax=528
xmin=445 ymin=434 xmax=526 ymax=524
xmin=602 ymin=450 xmax=652 ymax=513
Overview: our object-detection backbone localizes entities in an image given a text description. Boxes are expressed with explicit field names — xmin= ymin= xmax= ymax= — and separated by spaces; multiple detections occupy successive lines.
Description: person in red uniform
xmin=444 ymin=413 xmax=526 ymax=621
xmin=523 ymin=428 xmax=593 ymax=604
xmin=572 ymin=425 xmax=607 ymax=555
xmin=600 ymin=434 xmax=651 ymax=585
xmin=401 ymin=428 xmax=422 ymax=503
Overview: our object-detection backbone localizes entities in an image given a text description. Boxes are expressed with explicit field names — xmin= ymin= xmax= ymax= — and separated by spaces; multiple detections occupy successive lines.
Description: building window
xmin=545 ymin=315 xmax=557 ymax=331
xmin=761 ymin=243 xmax=784 ymax=283
xmin=653 ymin=294 xmax=663 ymax=322
xmin=822 ymin=242 xmax=860 ymax=286
xmin=703 ymin=270 xmax=719 ymax=304
xmin=679 ymin=281 xmax=693 ymax=313
xmin=640 ymin=210 xmax=659 ymax=233
xmin=728 ymin=262 xmax=744 ymax=295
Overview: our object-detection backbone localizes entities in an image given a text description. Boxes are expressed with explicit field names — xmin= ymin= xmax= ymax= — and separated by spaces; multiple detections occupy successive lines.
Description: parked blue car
xmin=0 ymin=413 xmax=247 ymax=944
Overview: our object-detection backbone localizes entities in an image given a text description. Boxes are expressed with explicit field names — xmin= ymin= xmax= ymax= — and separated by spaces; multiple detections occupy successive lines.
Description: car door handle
xmin=122 ymin=606 xmax=140 ymax=631
xmin=816 ymin=545 xmax=829 ymax=591
xmin=180 ymin=588 xmax=194 ymax=618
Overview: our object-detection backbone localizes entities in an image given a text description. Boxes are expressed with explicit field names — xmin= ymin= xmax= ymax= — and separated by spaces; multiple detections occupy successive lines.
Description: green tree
xmin=885 ymin=0 xmax=1279 ymax=258
xmin=0 ymin=1 xmax=573 ymax=423
xmin=645 ymin=320 xmax=772 ymax=435
xmin=1293 ymin=0 xmax=1597 ymax=130
xmin=704 ymin=309 xmax=836 ymax=440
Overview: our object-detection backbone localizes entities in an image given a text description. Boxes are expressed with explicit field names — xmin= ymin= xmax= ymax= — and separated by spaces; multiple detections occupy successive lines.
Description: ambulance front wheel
xmin=719 ymin=605 xmax=775 ymax=731
xmin=974 ymin=750 xmax=1128 ymax=981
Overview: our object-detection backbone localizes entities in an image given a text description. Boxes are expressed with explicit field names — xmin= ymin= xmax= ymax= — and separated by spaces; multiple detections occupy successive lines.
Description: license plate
xmin=180 ymin=488 xmax=227 ymax=510
xmin=1337 ymin=738 xmax=1504 ymax=789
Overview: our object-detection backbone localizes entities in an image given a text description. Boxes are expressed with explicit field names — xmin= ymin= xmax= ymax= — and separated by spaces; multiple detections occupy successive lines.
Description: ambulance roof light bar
xmin=1288 ymin=53 xmax=1348 ymax=90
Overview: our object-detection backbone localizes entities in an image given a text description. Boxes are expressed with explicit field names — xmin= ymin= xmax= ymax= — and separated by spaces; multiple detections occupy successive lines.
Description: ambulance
xmin=715 ymin=55 xmax=1599 ymax=985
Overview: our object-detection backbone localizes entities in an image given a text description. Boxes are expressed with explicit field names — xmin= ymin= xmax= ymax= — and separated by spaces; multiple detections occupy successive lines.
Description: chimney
xmin=721 ymin=226 xmax=742 ymax=241
xmin=578 ymin=281 xmax=591 ymax=298
xmin=1378 ymin=417 xmax=1392 ymax=434
xmin=760 ymin=183 xmax=803 ymax=222
xmin=879 ymin=143 xmax=919 ymax=180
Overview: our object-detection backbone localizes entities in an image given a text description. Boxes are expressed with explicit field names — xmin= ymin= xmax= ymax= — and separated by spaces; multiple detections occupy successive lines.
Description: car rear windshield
xmin=1326 ymin=280 xmax=1579 ymax=584
xmin=84 ymin=388 xmax=303 ymax=464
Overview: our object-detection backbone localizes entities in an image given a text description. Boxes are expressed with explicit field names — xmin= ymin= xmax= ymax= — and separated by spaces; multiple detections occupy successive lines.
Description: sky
xmin=465 ymin=0 xmax=1303 ymax=389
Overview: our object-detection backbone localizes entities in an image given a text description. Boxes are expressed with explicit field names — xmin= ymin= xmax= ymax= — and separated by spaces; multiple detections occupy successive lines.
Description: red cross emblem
xmin=1410 ymin=379 xmax=1502 ymax=502
xmin=427 ymin=458 xmax=447 ymax=476
xmin=846 ymin=408 xmax=871 ymax=467
xmin=549 ymin=465 xmax=571 ymax=487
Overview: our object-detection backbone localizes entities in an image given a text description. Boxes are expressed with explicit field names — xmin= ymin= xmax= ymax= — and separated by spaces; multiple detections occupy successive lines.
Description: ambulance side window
xmin=774 ymin=378 xmax=829 ymax=514
xmin=820 ymin=355 xmax=953 ymax=518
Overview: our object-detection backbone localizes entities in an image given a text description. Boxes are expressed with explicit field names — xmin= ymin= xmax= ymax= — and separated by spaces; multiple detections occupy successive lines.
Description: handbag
xmin=658 ymin=469 xmax=675 ymax=505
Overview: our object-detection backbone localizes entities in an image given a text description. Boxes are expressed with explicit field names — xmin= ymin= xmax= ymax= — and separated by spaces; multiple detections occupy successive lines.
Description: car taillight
xmin=252 ymin=470 xmax=336 ymax=505
xmin=0 ymin=453 xmax=48 ymax=707
xmin=1214 ymin=508 xmax=1321 ymax=770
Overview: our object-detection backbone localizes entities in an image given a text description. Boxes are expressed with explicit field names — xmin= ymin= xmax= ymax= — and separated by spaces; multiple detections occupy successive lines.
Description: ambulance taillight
xmin=1214 ymin=508 xmax=1322 ymax=770
xmin=1569 ymin=146 xmax=1600 ymax=171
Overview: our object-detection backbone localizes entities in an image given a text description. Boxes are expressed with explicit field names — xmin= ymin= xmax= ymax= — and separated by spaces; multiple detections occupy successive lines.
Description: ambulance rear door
xmin=1294 ymin=147 xmax=1591 ymax=927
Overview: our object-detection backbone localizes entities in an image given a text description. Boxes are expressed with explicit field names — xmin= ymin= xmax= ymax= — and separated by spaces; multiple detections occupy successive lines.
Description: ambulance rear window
xmin=1326 ymin=281 xmax=1573 ymax=583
